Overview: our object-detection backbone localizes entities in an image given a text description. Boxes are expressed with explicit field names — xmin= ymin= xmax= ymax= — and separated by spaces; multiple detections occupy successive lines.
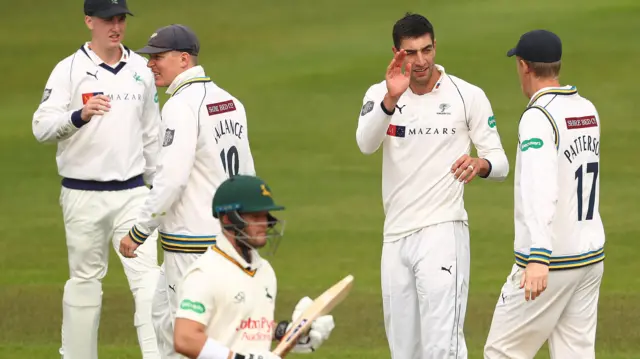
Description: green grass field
xmin=1 ymin=0 xmax=639 ymax=358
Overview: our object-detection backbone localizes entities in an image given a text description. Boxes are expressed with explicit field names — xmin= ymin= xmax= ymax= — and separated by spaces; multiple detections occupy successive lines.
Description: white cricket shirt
xmin=514 ymin=85 xmax=605 ymax=270
xmin=129 ymin=66 xmax=256 ymax=253
xmin=175 ymin=235 xmax=277 ymax=354
xmin=32 ymin=43 xmax=161 ymax=185
xmin=356 ymin=65 xmax=509 ymax=242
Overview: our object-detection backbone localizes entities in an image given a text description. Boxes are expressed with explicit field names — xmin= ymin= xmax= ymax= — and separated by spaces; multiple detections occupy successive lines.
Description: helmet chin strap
xmin=222 ymin=211 xmax=257 ymax=261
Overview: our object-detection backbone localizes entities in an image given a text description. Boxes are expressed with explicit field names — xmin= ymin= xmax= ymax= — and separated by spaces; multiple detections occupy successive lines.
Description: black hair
xmin=392 ymin=13 xmax=435 ymax=49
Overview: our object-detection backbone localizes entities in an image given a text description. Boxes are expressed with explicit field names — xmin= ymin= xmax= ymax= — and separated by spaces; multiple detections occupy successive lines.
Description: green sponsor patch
xmin=488 ymin=115 xmax=496 ymax=128
xmin=180 ymin=299 xmax=205 ymax=314
xmin=154 ymin=92 xmax=159 ymax=103
xmin=520 ymin=138 xmax=544 ymax=151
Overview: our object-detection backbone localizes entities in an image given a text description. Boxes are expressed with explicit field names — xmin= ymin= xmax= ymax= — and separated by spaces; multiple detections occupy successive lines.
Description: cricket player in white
xmin=356 ymin=13 xmax=509 ymax=359
xmin=32 ymin=1 xmax=162 ymax=358
xmin=172 ymin=175 xmax=335 ymax=359
xmin=118 ymin=25 xmax=256 ymax=359
xmin=484 ymin=30 xmax=605 ymax=359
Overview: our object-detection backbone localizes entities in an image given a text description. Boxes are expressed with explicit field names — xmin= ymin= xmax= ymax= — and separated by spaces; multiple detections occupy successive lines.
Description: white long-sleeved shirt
xmin=129 ymin=66 xmax=256 ymax=253
xmin=514 ymin=85 xmax=605 ymax=270
xmin=356 ymin=65 xmax=509 ymax=242
xmin=32 ymin=43 xmax=160 ymax=185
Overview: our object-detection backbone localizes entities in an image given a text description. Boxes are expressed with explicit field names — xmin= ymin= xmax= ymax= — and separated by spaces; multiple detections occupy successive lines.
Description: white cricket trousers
xmin=152 ymin=251 xmax=202 ymax=359
xmin=484 ymin=262 xmax=604 ymax=359
xmin=381 ymin=221 xmax=470 ymax=359
xmin=59 ymin=182 xmax=161 ymax=359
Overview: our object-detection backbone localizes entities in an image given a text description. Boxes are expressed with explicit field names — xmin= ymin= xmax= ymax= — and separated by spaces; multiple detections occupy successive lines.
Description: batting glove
xmin=288 ymin=296 xmax=335 ymax=353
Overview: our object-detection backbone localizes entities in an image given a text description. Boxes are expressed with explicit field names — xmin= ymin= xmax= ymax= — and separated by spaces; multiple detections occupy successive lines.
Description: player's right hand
xmin=385 ymin=49 xmax=412 ymax=100
xmin=520 ymin=262 xmax=549 ymax=301
xmin=80 ymin=95 xmax=110 ymax=121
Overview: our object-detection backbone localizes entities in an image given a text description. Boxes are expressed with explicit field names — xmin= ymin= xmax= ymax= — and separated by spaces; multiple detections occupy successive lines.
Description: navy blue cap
xmin=84 ymin=0 xmax=133 ymax=18
xmin=136 ymin=24 xmax=200 ymax=56
xmin=507 ymin=30 xmax=562 ymax=63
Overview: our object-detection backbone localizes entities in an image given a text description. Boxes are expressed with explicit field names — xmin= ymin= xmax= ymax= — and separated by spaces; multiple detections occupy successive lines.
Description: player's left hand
xmin=119 ymin=233 xmax=140 ymax=258
xmin=451 ymin=155 xmax=489 ymax=184
xmin=520 ymin=262 xmax=549 ymax=301
xmin=289 ymin=296 xmax=335 ymax=353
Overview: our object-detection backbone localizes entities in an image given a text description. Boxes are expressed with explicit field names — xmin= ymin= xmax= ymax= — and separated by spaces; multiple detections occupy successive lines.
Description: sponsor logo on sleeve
xmin=488 ymin=115 xmax=496 ymax=128
xmin=180 ymin=299 xmax=205 ymax=314
xmin=520 ymin=138 xmax=544 ymax=152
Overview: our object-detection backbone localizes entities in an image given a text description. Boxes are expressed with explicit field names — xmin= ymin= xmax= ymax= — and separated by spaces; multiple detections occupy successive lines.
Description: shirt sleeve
xmin=355 ymin=84 xmax=393 ymax=155
xmin=467 ymin=88 xmax=509 ymax=181
xmin=236 ymin=102 xmax=257 ymax=176
xmin=128 ymin=99 xmax=197 ymax=243
xmin=518 ymin=107 xmax=559 ymax=265
xmin=32 ymin=58 xmax=86 ymax=143
xmin=175 ymin=268 xmax=215 ymax=326
xmin=140 ymin=74 xmax=162 ymax=186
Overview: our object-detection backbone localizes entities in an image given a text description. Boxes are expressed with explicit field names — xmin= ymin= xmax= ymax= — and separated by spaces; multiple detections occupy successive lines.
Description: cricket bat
xmin=272 ymin=274 xmax=354 ymax=357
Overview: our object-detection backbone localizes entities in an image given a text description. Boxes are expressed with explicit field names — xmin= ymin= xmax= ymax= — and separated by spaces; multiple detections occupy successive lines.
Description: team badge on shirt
xmin=361 ymin=100 xmax=374 ymax=116
xmin=41 ymin=88 xmax=52 ymax=103
xmin=163 ymin=128 xmax=175 ymax=147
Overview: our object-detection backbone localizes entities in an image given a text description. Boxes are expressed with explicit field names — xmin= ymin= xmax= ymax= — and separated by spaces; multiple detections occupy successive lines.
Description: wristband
xmin=197 ymin=337 xmax=231 ymax=359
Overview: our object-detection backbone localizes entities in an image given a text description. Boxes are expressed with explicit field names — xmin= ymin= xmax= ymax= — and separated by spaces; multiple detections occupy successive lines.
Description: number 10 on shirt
xmin=220 ymin=146 xmax=239 ymax=176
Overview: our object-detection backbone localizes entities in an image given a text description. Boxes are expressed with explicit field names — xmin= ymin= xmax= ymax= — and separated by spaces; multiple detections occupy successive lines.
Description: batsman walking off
xmin=173 ymin=175 xmax=335 ymax=359
xmin=31 ymin=0 xmax=162 ymax=358
xmin=483 ymin=29 xmax=606 ymax=359
xmin=356 ymin=13 xmax=509 ymax=358
xmin=118 ymin=24 xmax=257 ymax=359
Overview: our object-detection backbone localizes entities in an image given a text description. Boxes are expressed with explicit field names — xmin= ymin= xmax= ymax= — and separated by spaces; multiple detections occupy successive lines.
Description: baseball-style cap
xmin=84 ymin=0 xmax=133 ymax=18
xmin=136 ymin=24 xmax=200 ymax=56
xmin=507 ymin=29 xmax=562 ymax=63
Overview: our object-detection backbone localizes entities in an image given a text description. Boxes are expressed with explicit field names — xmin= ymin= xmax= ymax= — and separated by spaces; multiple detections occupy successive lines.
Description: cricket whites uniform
xmin=127 ymin=65 xmax=256 ymax=358
xmin=356 ymin=65 xmax=509 ymax=359
xmin=484 ymin=85 xmax=605 ymax=359
xmin=175 ymin=236 xmax=277 ymax=355
xmin=32 ymin=42 xmax=162 ymax=359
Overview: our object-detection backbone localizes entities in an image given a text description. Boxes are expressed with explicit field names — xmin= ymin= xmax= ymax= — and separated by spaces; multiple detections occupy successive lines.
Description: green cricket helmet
xmin=212 ymin=175 xmax=286 ymax=254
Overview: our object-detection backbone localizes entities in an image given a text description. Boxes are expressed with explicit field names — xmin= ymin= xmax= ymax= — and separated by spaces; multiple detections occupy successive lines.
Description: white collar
xmin=82 ymin=42 xmax=129 ymax=67
xmin=166 ymin=65 xmax=209 ymax=96
xmin=527 ymin=85 xmax=577 ymax=107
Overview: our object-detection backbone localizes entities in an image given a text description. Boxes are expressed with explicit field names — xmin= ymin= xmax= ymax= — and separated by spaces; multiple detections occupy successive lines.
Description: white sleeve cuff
xmin=197 ymin=338 xmax=231 ymax=359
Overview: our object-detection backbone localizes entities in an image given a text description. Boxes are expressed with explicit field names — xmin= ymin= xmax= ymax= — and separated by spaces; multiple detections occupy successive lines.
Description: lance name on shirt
xmin=208 ymin=100 xmax=245 ymax=144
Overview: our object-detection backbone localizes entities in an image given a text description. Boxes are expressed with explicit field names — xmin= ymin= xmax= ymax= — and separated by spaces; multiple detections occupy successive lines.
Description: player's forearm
xmin=130 ymin=181 xmax=184 ymax=243
xmin=356 ymin=95 xmax=395 ymax=155
xmin=521 ymin=162 xmax=557 ymax=265
xmin=32 ymin=110 xmax=85 ymax=143
xmin=142 ymin=142 xmax=159 ymax=186
xmin=174 ymin=330 xmax=233 ymax=359
xmin=479 ymin=150 xmax=509 ymax=181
